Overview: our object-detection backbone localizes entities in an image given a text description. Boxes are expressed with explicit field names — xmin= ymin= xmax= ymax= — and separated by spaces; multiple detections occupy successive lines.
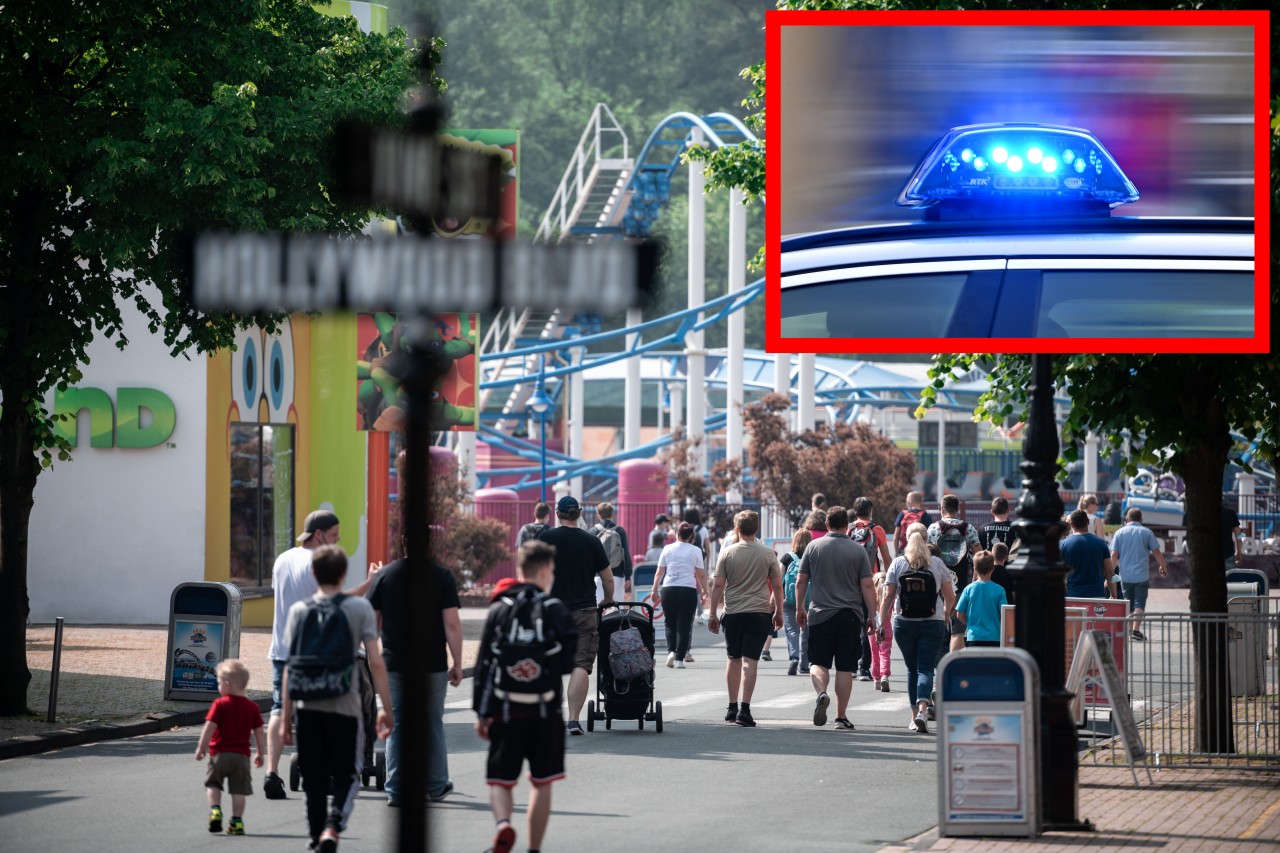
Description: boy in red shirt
xmin=195 ymin=659 xmax=266 ymax=835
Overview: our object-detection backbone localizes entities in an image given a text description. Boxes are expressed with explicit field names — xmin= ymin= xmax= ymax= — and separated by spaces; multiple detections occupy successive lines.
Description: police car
xmin=779 ymin=124 xmax=1255 ymax=339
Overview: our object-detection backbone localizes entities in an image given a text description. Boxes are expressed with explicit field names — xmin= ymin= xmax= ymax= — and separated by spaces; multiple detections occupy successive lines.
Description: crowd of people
xmin=202 ymin=486 xmax=1176 ymax=851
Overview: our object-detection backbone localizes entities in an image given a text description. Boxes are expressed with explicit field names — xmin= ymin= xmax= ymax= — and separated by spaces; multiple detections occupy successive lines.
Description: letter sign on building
xmin=54 ymin=387 xmax=177 ymax=448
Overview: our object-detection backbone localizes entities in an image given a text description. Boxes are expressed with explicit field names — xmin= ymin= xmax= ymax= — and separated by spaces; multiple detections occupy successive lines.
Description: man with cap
xmin=538 ymin=496 xmax=614 ymax=735
xmin=264 ymin=509 xmax=378 ymax=798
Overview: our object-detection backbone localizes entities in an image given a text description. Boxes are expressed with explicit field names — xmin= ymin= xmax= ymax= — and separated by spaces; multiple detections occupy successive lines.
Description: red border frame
xmin=764 ymin=9 xmax=1271 ymax=355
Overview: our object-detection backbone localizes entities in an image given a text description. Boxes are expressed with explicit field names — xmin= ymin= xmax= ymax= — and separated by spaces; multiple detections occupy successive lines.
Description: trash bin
xmin=937 ymin=647 xmax=1041 ymax=838
xmin=1227 ymin=594 xmax=1265 ymax=698
xmin=165 ymin=582 xmax=243 ymax=701
xmin=1226 ymin=568 xmax=1269 ymax=597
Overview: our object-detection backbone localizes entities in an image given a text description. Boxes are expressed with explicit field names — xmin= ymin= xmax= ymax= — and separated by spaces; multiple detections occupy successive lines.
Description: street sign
xmin=188 ymin=232 xmax=657 ymax=314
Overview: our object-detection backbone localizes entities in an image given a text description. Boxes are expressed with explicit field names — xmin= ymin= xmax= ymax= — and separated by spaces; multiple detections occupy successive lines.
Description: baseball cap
xmin=556 ymin=495 xmax=580 ymax=515
xmin=297 ymin=509 xmax=340 ymax=543
xmin=655 ymin=513 xmax=670 ymax=524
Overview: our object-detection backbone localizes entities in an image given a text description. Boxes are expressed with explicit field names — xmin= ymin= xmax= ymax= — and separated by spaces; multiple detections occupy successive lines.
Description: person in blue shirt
xmin=953 ymin=551 xmax=1007 ymax=647
xmin=1061 ymin=509 xmax=1115 ymax=600
xmin=1110 ymin=508 xmax=1168 ymax=641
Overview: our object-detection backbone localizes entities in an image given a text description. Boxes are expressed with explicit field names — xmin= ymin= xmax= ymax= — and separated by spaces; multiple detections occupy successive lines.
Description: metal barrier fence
xmin=1070 ymin=597 xmax=1280 ymax=770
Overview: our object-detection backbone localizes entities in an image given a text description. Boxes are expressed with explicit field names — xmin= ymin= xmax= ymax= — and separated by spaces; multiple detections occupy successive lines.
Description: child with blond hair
xmin=195 ymin=659 xmax=266 ymax=835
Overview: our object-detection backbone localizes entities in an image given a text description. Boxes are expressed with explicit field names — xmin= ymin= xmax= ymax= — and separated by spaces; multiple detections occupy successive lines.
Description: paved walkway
xmin=5 ymin=590 xmax=1279 ymax=850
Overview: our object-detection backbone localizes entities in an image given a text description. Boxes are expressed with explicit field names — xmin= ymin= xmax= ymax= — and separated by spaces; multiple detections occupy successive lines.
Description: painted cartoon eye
xmin=429 ymin=389 xmax=442 ymax=401
xmin=263 ymin=317 xmax=295 ymax=423
xmin=230 ymin=328 xmax=264 ymax=421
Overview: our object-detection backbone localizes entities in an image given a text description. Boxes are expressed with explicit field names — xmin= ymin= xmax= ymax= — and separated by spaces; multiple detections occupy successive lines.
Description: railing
xmin=1074 ymin=601 xmax=1280 ymax=770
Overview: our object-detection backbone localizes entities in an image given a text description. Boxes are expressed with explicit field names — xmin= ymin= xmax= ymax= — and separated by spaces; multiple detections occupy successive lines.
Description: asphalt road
xmin=0 ymin=621 xmax=945 ymax=853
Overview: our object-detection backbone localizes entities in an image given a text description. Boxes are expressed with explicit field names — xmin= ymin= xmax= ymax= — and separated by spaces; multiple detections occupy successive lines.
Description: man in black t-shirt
xmin=979 ymin=496 xmax=1017 ymax=554
xmin=366 ymin=540 xmax=462 ymax=805
xmin=538 ymin=495 xmax=612 ymax=735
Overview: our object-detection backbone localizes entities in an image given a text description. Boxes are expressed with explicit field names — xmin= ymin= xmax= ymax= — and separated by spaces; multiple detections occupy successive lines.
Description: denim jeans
xmin=781 ymin=602 xmax=809 ymax=669
xmin=660 ymin=585 xmax=698 ymax=661
xmin=892 ymin=618 xmax=948 ymax=708
xmin=386 ymin=669 xmax=451 ymax=801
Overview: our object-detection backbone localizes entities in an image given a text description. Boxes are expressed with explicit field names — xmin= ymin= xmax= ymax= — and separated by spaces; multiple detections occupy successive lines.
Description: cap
xmin=297 ymin=509 xmax=340 ymax=543
xmin=556 ymin=495 xmax=580 ymax=515
xmin=654 ymin=513 xmax=670 ymax=524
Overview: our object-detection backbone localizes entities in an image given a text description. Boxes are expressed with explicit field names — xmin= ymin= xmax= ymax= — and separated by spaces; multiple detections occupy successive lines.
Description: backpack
xmin=851 ymin=521 xmax=881 ymax=571
xmin=287 ymin=594 xmax=355 ymax=701
xmin=898 ymin=563 xmax=939 ymax=619
xmin=488 ymin=588 xmax=563 ymax=718
xmin=608 ymin=615 xmax=654 ymax=689
xmin=895 ymin=508 xmax=925 ymax=552
xmin=518 ymin=522 xmax=548 ymax=546
xmin=782 ymin=551 xmax=806 ymax=607
xmin=592 ymin=523 xmax=625 ymax=571
xmin=936 ymin=520 xmax=973 ymax=588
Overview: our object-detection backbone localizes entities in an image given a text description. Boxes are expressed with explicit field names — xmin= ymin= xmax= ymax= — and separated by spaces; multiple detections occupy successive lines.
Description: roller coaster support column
xmin=570 ymin=348 xmax=585 ymax=499
xmin=774 ymin=354 xmax=790 ymax=398
xmin=625 ymin=308 xmax=642 ymax=451
xmin=686 ymin=127 xmax=707 ymax=475
xmin=798 ymin=353 xmax=816 ymax=432
xmin=725 ymin=186 xmax=746 ymax=501
xmin=1083 ymin=432 xmax=1099 ymax=494
xmin=455 ymin=432 xmax=477 ymax=497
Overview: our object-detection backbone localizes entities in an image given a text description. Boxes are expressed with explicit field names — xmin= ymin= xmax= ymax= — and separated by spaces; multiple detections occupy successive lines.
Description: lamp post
xmin=528 ymin=385 xmax=553 ymax=503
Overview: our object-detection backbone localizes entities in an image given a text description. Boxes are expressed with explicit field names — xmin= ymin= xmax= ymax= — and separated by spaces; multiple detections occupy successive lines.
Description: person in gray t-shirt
xmin=796 ymin=506 xmax=878 ymax=730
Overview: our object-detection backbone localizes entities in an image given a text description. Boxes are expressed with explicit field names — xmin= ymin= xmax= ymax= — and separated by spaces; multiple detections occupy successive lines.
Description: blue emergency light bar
xmin=896 ymin=123 xmax=1139 ymax=217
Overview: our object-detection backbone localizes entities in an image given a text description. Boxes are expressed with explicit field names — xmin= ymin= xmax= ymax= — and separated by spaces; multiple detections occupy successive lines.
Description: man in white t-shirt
xmin=263 ymin=509 xmax=377 ymax=799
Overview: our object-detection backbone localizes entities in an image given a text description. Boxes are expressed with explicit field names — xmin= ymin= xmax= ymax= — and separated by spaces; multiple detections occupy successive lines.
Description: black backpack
xmin=488 ymin=588 xmax=563 ymax=718
xmin=898 ymin=564 xmax=939 ymax=619
xmin=287 ymin=594 xmax=354 ymax=701
xmin=851 ymin=521 xmax=880 ymax=571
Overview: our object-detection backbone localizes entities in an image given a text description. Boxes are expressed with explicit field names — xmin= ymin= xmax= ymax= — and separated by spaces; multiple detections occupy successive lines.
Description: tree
xmin=744 ymin=393 xmax=915 ymax=532
xmin=0 ymin=1 xmax=426 ymax=715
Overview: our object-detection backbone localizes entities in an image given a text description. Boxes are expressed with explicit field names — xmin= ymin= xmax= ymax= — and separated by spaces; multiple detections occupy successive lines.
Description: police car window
xmin=780 ymin=272 xmax=969 ymax=337
xmin=1036 ymin=270 xmax=1253 ymax=338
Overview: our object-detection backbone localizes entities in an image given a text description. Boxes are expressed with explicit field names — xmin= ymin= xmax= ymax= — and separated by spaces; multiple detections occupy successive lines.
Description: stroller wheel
xmin=605 ymin=716 xmax=612 ymax=730
xmin=289 ymin=754 xmax=301 ymax=792
xmin=638 ymin=717 xmax=644 ymax=730
xmin=586 ymin=700 xmax=595 ymax=732
xmin=375 ymin=748 xmax=387 ymax=790
xmin=656 ymin=701 xmax=664 ymax=733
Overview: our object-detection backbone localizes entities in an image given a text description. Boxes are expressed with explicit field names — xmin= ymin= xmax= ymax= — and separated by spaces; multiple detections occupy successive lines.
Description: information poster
xmin=944 ymin=713 xmax=1025 ymax=821
xmin=170 ymin=619 xmax=224 ymax=693
xmin=1065 ymin=597 xmax=1130 ymax=707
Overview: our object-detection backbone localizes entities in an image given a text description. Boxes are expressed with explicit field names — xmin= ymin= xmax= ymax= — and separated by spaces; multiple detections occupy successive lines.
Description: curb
xmin=2 ymin=670 xmax=476 ymax=762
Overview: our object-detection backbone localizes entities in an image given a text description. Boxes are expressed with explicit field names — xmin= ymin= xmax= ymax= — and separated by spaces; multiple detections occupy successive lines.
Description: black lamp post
xmin=1007 ymin=354 xmax=1090 ymax=832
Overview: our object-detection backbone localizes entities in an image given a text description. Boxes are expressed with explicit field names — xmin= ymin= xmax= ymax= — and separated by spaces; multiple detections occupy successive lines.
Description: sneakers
xmin=734 ymin=706 xmax=756 ymax=727
xmin=1131 ymin=629 xmax=1147 ymax=641
xmin=684 ymin=652 xmax=694 ymax=663
xmin=318 ymin=827 xmax=340 ymax=853
xmin=565 ymin=720 xmax=584 ymax=736
xmin=676 ymin=660 xmax=686 ymax=669
xmin=666 ymin=652 xmax=676 ymax=668
xmin=913 ymin=712 xmax=929 ymax=733
xmin=263 ymin=771 xmax=286 ymax=800
xmin=208 ymin=806 xmax=223 ymax=833
xmin=427 ymin=781 xmax=454 ymax=802
xmin=857 ymin=669 xmax=873 ymax=682
xmin=787 ymin=660 xmax=799 ymax=676
xmin=813 ymin=692 xmax=830 ymax=727
xmin=725 ymin=703 xmax=739 ymax=722
xmin=878 ymin=677 xmax=890 ymax=692
xmin=760 ymin=651 xmax=772 ymax=662
xmin=834 ymin=717 xmax=855 ymax=731
xmin=490 ymin=820 xmax=516 ymax=853
xmin=226 ymin=817 xmax=245 ymax=836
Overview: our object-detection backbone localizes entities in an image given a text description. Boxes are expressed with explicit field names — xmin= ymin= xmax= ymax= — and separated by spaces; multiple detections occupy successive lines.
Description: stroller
xmin=586 ymin=601 xmax=664 ymax=732
xmin=289 ymin=655 xmax=387 ymax=791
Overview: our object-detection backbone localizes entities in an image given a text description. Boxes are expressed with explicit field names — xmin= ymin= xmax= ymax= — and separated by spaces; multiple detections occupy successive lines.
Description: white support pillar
xmin=1083 ymin=432 xmax=1099 ymax=494
xmin=798 ymin=353 xmax=816 ymax=432
xmin=570 ymin=352 xmax=585 ymax=500
xmin=936 ymin=408 xmax=947 ymax=505
xmin=686 ymin=127 xmax=707 ymax=476
xmin=670 ymin=381 xmax=683 ymax=431
xmin=624 ymin=307 xmax=642 ymax=452
xmin=774 ymin=353 xmax=792 ymax=431
xmin=455 ymin=431 xmax=477 ymax=497
xmin=726 ymin=187 xmax=746 ymax=474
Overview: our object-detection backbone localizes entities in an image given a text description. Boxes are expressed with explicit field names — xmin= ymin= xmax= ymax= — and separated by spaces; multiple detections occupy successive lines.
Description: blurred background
xmin=780 ymin=25 xmax=1256 ymax=234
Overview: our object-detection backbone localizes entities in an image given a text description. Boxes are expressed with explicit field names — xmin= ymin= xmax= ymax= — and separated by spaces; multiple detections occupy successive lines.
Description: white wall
xmin=28 ymin=293 xmax=207 ymax=624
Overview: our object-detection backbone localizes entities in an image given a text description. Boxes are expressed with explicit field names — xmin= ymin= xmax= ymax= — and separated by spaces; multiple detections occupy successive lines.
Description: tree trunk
xmin=1179 ymin=371 xmax=1234 ymax=754
xmin=0 ymin=366 xmax=40 ymax=715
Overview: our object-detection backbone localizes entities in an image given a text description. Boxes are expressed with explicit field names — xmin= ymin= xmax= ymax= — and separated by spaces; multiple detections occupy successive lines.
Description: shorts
xmin=949 ymin=617 xmax=966 ymax=637
xmin=271 ymin=659 xmax=285 ymax=714
xmin=1122 ymin=580 xmax=1150 ymax=611
xmin=486 ymin=714 xmax=566 ymax=787
xmin=571 ymin=609 xmax=599 ymax=673
xmin=806 ymin=609 xmax=861 ymax=671
xmin=206 ymin=752 xmax=253 ymax=795
xmin=722 ymin=612 xmax=773 ymax=660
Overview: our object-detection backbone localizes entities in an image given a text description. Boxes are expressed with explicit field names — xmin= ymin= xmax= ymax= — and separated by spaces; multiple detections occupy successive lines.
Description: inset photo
xmin=765 ymin=9 xmax=1270 ymax=354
